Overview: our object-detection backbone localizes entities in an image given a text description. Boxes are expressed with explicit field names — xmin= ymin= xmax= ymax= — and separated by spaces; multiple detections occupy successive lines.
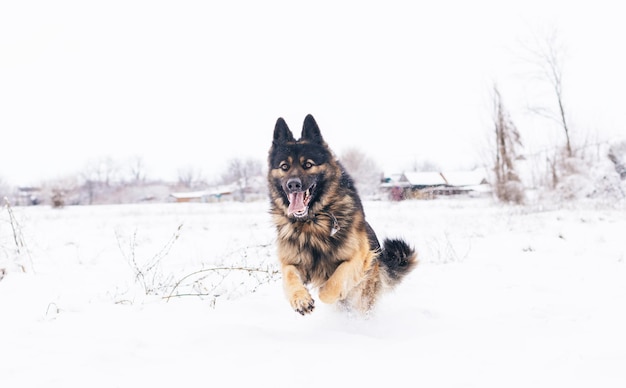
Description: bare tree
xmin=82 ymin=157 xmax=121 ymax=187
xmin=409 ymin=159 xmax=441 ymax=172
xmin=492 ymin=85 xmax=524 ymax=203
xmin=340 ymin=148 xmax=382 ymax=198
xmin=524 ymin=28 xmax=573 ymax=157
xmin=222 ymin=158 xmax=263 ymax=201
xmin=177 ymin=166 xmax=204 ymax=189
xmin=127 ymin=156 xmax=148 ymax=184
xmin=79 ymin=157 xmax=122 ymax=204
xmin=608 ymin=141 xmax=626 ymax=180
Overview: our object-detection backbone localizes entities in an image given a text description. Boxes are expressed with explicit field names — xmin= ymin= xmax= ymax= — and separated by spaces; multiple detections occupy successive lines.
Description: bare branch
xmin=2 ymin=197 xmax=34 ymax=272
xmin=521 ymin=28 xmax=572 ymax=157
xmin=164 ymin=265 xmax=280 ymax=302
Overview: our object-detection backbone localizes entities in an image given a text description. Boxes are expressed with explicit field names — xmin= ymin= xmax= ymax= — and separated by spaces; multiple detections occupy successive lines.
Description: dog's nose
xmin=287 ymin=177 xmax=303 ymax=192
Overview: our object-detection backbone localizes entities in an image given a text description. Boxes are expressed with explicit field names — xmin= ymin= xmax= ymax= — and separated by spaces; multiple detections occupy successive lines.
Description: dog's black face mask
xmin=269 ymin=115 xmax=332 ymax=220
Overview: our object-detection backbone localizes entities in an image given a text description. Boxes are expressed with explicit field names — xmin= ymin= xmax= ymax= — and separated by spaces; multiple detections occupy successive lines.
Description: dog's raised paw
xmin=295 ymin=300 xmax=315 ymax=315
xmin=290 ymin=291 xmax=315 ymax=315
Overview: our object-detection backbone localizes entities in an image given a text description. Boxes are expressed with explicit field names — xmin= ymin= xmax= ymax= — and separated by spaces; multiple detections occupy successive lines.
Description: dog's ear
xmin=301 ymin=114 xmax=324 ymax=144
xmin=273 ymin=117 xmax=295 ymax=144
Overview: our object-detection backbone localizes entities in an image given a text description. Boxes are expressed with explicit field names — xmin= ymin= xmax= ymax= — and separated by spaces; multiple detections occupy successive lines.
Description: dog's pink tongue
xmin=288 ymin=192 xmax=306 ymax=215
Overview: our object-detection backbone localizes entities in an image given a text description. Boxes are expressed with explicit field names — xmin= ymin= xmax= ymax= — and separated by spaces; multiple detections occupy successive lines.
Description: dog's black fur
xmin=268 ymin=114 xmax=417 ymax=315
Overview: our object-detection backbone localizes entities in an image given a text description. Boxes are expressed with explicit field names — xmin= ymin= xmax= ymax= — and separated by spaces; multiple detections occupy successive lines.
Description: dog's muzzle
xmin=285 ymin=178 xmax=315 ymax=218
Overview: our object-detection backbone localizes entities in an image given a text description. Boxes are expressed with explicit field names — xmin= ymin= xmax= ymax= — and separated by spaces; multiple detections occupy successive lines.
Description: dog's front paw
xmin=289 ymin=289 xmax=315 ymax=315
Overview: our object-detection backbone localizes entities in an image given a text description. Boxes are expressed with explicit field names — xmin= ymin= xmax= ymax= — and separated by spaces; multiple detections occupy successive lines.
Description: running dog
xmin=267 ymin=114 xmax=417 ymax=315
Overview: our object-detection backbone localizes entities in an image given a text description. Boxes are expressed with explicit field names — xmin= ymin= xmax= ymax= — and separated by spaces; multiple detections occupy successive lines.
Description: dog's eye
xmin=303 ymin=161 xmax=315 ymax=169
xmin=279 ymin=162 xmax=290 ymax=171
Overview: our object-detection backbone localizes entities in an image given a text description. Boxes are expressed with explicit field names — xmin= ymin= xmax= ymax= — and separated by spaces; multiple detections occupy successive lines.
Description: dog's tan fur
xmin=268 ymin=114 xmax=417 ymax=315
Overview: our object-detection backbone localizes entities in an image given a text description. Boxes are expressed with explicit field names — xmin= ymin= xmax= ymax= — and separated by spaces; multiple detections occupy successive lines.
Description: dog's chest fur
xmin=274 ymin=213 xmax=353 ymax=286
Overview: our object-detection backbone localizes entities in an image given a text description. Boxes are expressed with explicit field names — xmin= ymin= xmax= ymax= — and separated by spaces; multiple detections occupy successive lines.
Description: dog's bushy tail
xmin=379 ymin=238 xmax=418 ymax=288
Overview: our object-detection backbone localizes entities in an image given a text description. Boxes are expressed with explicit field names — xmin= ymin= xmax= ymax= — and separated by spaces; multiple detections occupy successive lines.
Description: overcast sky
xmin=1 ymin=0 xmax=625 ymax=186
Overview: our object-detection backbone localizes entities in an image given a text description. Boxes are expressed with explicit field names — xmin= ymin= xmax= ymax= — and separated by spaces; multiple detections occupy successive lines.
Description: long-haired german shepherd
xmin=268 ymin=114 xmax=417 ymax=315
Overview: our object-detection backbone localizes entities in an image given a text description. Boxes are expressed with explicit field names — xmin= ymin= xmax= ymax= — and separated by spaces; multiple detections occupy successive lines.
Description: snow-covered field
xmin=1 ymin=198 xmax=625 ymax=387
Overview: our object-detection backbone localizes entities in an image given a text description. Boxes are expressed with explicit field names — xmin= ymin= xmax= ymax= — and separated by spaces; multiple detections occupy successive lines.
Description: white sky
xmin=1 ymin=0 xmax=625 ymax=186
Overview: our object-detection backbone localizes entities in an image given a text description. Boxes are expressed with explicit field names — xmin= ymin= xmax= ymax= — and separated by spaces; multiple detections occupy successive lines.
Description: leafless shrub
xmin=165 ymin=263 xmax=280 ymax=307
xmin=491 ymin=85 xmax=525 ymax=204
xmin=51 ymin=190 xmax=65 ymax=208
xmin=116 ymin=225 xmax=279 ymax=306
xmin=116 ymin=224 xmax=183 ymax=295
xmin=164 ymin=242 xmax=280 ymax=307
xmin=497 ymin=180 xmax=526 ymax=204
xmin=547 ymin=148 xmax=626 ymax=202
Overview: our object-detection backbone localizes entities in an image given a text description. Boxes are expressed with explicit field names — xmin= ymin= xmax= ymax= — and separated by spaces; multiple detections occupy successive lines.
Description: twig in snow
xmin=164 ymin=264 xmax=280 ymax=303
xmin=3 ymin=197 xmax=34 ymax=272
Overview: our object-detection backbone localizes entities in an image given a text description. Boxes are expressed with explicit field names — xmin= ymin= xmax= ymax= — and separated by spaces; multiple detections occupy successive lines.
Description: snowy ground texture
xmin=1 ymin=198 xmax=625 ymax=387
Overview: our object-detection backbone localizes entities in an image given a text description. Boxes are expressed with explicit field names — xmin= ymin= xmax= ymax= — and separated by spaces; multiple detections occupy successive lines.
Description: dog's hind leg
xmin=318 ymin=244 xmax=375 ymax=305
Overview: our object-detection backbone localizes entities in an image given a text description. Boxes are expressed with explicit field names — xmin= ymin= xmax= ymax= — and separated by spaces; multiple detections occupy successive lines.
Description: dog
xmin=267 ymin=114 xmax=417 ymax=315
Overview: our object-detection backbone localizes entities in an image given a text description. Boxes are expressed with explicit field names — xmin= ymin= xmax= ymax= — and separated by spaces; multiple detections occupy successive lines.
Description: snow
xmin=1 ymin=198 xmax=625 ymax=387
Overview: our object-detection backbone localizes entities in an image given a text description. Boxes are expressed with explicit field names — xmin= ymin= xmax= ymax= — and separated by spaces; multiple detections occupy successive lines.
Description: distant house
xmin=169 ymin=185 xmax=234 ymax=203
xmin=381 ymin=169 xmax=490 ymax=199
xmin=15 ymin=187 xmax=42 ymax=206
xmin=169 ymin=175 xmax=268 ymax=203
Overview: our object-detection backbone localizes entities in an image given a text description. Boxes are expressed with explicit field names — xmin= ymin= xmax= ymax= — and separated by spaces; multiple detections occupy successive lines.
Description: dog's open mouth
xmin=287 ymin=185 xmax=315 ymax=218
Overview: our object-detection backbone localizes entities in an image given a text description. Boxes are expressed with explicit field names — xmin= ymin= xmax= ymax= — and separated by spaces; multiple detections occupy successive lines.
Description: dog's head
xmin=268 ymin=114 xmax=335 ymax=220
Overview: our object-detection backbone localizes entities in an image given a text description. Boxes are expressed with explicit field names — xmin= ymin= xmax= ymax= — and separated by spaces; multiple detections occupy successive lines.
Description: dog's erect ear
xmin=273 ymin=117 xmax=295 ymax=145
xmin=301 ymin=114 xmax=324 ymax=144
